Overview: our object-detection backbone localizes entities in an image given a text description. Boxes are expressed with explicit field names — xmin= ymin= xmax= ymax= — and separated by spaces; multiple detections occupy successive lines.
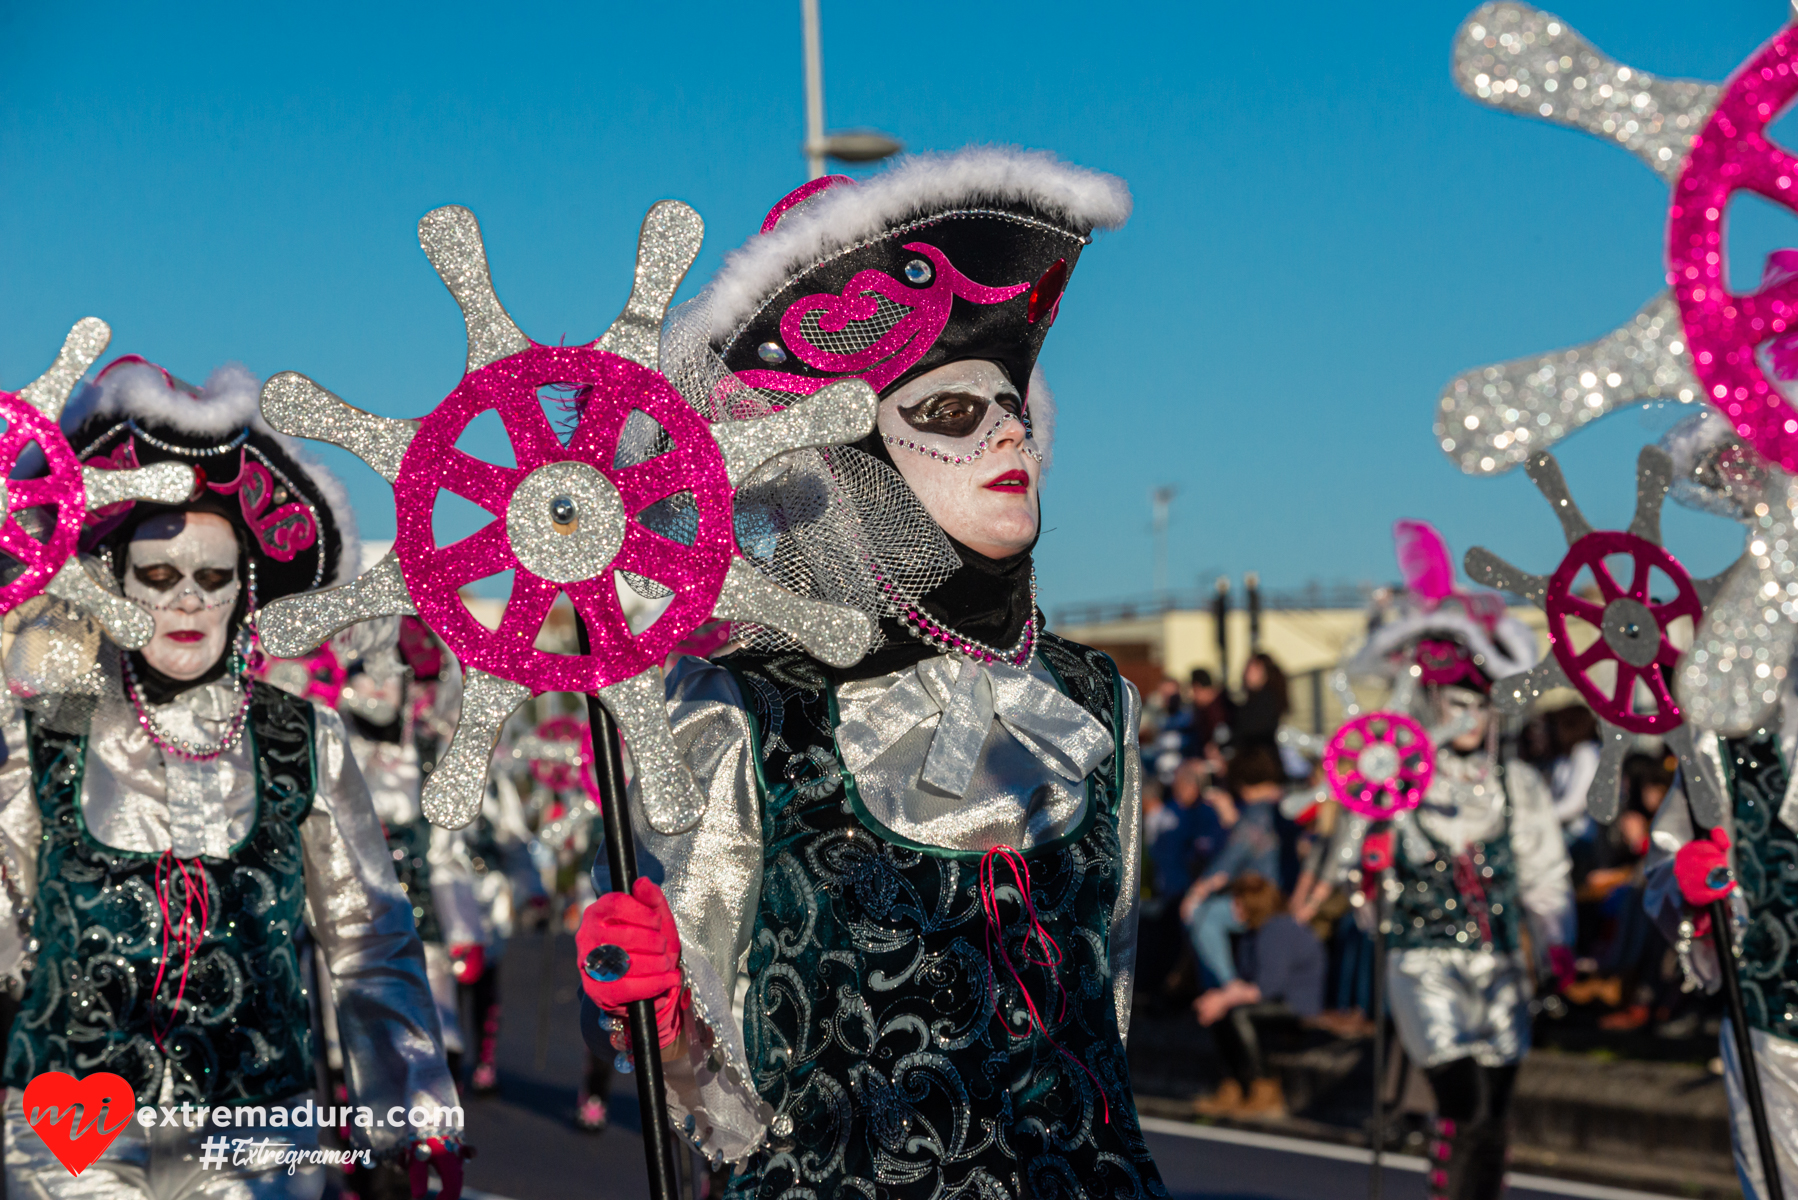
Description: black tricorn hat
xmin=63 ymin=356 xmax=357 ymax=604
xmin=707 ymin=147 xmax=1130 ymax=402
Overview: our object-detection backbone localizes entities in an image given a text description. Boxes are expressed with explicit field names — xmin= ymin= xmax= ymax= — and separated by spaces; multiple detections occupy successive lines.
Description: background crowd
xmin=1133 ymin=653 xmax=1715 ymax=1121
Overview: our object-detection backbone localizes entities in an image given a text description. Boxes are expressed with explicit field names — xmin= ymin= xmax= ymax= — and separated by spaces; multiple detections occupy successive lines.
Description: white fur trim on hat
xmin=1346 ymin=599 xmax=1540 ymax=683
xmin=706 ymin=146 xmax=1131 ymax=347
xmin=63 ymin=360 xmax=361 ymax=588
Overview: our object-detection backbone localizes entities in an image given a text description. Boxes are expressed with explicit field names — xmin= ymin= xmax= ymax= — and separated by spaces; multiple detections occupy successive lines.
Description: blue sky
xmin=0 ymin=0 xmax=1788 ymax=613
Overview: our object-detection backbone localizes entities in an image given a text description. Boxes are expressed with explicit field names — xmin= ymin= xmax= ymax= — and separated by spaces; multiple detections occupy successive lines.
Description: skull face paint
xmin=124 ymin=511 xmax=243 ymax=681
xmin=878 ymin=360 xmax=1041 ymax=559
xmin=1434 ymin=685 xmax=1493 ymax=752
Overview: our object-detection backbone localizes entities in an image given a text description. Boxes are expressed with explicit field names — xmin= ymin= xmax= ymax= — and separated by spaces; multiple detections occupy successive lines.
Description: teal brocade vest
xmin=1386 ymin=766 xmax=1522 ymax=956
xmin=1723 ymin=732 xmax=1798 ymax=1043
xmin=3 ymin=682 xmax=317 ymax=1105
xmin=717 ymin=634 xmax=1166 ymax=1200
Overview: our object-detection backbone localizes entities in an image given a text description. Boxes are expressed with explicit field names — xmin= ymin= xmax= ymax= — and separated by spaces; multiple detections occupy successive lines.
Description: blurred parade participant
xmin=1644 ymin=410 xmax=1798 ymax=1199
xmin=1325 ymin=522 xmax=1572 ymax=1200
xmin=0 ymin=359 xmax=463 ymax=1197
xmin=573 ymin=148 xmax=1159 ymax=1195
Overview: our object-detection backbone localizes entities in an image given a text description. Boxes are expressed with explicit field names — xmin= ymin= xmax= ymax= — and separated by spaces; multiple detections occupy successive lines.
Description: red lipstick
xmin=166 ymin=631 xmax=204 ymax=643
xmin=984 ymin=469 xmax=1029 ymax=492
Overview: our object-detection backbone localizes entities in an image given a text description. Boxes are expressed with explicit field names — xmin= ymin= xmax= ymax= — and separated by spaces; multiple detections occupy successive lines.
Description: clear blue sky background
xmin=1 ymin=1 xmax=1788 ymax=613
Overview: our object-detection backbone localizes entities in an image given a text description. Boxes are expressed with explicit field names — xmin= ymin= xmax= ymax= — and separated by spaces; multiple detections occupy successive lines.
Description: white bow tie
xmin=835 ymin=657 xmax=1111 ymax=798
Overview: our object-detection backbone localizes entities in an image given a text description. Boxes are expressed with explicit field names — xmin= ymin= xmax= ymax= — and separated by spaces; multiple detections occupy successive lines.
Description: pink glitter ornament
xmin=1323 ymin=712 xmax=1434 ymax=820
xmin=1670 ymin=27 xmax=1798 ymax=471
xmin=1542 ymin=530 xmax=1700 ymax=734
xmin=392 ymin=345 xmax=733 ymax=696
xmin=0 ymin=390 xmax=86 ymax=614
xmin=529 ymin=714 xmax=596 ymax=798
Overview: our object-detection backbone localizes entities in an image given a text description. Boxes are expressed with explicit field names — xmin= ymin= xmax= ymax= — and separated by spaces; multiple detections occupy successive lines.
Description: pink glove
xmin=576 ymin=877 xmax=687 ymax=1049
xmin=449 ymin=944 xmax=485 ymax=985
xmin=1674 ymin=827 xmax=1735 ymax=907
xmin=1547 ymin=944 xmax=1577 ymax=993
xmin=407 ymin=1137 xmax=469 ymax=1200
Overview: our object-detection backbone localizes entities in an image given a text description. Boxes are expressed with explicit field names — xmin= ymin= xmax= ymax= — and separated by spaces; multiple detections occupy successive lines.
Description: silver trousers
xmin=1386 ymin=946 xmax=1531 ymax=1069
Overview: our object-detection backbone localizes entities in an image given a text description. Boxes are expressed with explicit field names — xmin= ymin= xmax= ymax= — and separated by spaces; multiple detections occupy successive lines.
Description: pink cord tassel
xmin=978 ymin=846 xmax=1110 ymax=1123
xmin=149 ymin=851 xmax=211 ymax=1049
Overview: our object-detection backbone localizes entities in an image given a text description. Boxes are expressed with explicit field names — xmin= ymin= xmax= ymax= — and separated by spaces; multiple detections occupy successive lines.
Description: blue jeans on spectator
xmin=1189 ymin=894 xmax=1243 ymax=989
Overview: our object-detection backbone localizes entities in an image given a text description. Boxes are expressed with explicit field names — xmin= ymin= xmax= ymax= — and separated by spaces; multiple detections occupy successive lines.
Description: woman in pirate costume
xmin=1642 ymin=411 xmax=1798 ymax=1200
xmin=574 ymin=148 xmax=1161 ymax=1197
xmin=0 ymin=359 xmax=463 ymax=1198
xmin=1323 ymin=523 xmax=1573 ymax=1200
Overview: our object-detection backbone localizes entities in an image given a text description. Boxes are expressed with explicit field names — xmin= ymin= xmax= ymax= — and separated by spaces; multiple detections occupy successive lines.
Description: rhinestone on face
xmin=758 ymin=341 xmax=787 ymax=364
xmin=903 ymin=258 xmax=933 ymax=285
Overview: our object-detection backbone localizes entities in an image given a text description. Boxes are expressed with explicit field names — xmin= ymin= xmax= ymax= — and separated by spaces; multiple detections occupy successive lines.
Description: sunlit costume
xmin=0 ymin=360 xmax=463 ymax=1198
xmin=1323 ymin=525 xmax=1573 ymax=1200
xmin=573 ymin=148 xmax=1163 ymax=1197
xmin=1642 ymin=411 xmax=1798 ymax=1197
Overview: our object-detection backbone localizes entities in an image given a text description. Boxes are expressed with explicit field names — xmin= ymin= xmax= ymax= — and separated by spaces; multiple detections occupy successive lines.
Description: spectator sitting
xmin=1192 ymin=872 xmax=1326 ymax=1118
xmin=1180 ymin=746 xmax=1287 ymax=991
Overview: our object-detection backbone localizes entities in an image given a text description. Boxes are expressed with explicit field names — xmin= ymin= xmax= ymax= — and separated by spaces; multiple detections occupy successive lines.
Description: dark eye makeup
xmin=897 ymin=390 xmax=1025 ymax=439
xmin=131 ymin=565 xmax=237 ymax=592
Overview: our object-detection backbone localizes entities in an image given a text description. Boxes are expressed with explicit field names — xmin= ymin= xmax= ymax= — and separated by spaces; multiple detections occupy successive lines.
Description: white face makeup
xmin=878 ymin=360 xmax=1041 ymax=559
xmin=124 ymin=511 xmax=243 ymax=681
xmin=1434 ymin=685 xmax=1493 ymax=751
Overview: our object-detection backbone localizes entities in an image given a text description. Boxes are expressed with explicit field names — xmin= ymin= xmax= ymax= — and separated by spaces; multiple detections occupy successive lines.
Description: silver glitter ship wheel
xmin=1465 ymin=447 xmax=1728 ymax=821
xmin=255 ymin=204 xmax=879 ymax=832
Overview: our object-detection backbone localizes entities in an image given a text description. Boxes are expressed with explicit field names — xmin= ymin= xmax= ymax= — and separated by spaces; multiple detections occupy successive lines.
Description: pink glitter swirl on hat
xmin=210 ymin=449 xmax=319 ymax=562
xmin=738 ymin=243 xmax=1030 ymax=397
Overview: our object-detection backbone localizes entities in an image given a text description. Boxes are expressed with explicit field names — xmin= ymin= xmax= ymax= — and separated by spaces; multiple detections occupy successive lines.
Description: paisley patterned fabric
xmin=2 ymin=683 xmax=317 ymax=1105
xmin=716 ymin=633 xmax=1166 ymax=1200
xmin=1723 ymin=733 xmax=1798 ymax=1043
xmin=387 ymin=818 xmax=443 ymax=945
xmin=1388 ymin=784 xmax=1522 ymax=956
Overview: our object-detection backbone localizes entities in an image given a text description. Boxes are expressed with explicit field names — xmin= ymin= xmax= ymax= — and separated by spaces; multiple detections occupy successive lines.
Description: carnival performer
xmin=1643 ymin=410 xmax=1798 ymax=1200
xmin=1321 ymin=523 xmax=1574 ymax=1200
xmin=572 ymin=147 xmax=1159 ymax=1197
xmin=0 ymin=358 xmax=465 ymax=1198
xmin=335 ymin=617 xmax=483 ymax=1085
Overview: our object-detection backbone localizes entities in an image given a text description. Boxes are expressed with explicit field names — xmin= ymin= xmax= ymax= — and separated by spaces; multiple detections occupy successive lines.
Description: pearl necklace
xmin=123 ymin=654 xmax=252 ymax=762
xmin=898 ymin=571 xmax=1039 ymax=667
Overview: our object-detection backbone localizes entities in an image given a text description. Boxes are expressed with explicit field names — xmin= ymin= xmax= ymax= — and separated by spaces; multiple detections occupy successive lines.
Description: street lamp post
xmin=800 ymin=0 xmax=903 ymax=179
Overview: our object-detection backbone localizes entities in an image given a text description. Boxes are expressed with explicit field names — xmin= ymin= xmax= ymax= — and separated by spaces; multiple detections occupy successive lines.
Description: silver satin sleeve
xmin=1503 ymin=759 xmax=1575 ymax=955
xmin=428 ymin=824 xmax=485 ymax=947
xmin=1110 ymin=680 xmax=1141 ymax=1045
xmin=299 ymin=706 xmax=460 ymax=1147
xmin=0 ymin=710 xmax=36 ymax=995
xmin=635 ymin=655 xmax=774 ymax=1166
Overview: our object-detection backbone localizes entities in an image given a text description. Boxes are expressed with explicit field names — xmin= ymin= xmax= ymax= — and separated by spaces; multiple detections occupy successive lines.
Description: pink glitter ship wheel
xmin=393 ymin=344 xmax=734 ymax=696
xmin=1544 ymin=530 xmax=1700 ymax=734
xmin=0 ymin=392 xmax=85 ymax=612
xmin=256 ymin=204 xmax=880 ymax=832
xmin=1323 ymin=712 xmax=1434 ymax=820
xmin=0 ymin=320 xmax=195 ymax=648
xmin=1671 ymin=27 xmax=1798 ymax=471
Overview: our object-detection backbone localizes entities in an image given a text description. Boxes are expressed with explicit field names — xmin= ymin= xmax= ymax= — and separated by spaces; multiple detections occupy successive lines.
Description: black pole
xmin=1369 ymin=868 xmax=1386 ymax=1200
xmin=1212 ymin=578 xmax=1229 ymax=691
xmin=576 ymin=620 xmax=680 ymax=1200
xmin=1709 ymin=897 xmax=1787 ymax=1200
xmin=1246 ymin=571 xmax=1261 ymax=654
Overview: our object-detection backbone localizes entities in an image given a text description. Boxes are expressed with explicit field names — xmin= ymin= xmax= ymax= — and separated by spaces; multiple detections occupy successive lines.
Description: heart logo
xmin=21 ymin=1071 xmax=137 ymax=1176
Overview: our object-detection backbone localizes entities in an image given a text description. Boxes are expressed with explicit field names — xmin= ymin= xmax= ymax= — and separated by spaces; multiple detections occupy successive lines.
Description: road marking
xmin=1136 ymin=1116 xmax=1681 ymax=1200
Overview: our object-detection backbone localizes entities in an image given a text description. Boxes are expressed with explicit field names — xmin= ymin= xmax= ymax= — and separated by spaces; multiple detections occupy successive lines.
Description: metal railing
xmin=1049 ymin=580 xmax=1378 ymax=627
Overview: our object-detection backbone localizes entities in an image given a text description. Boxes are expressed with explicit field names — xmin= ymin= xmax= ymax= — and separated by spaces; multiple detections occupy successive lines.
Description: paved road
xmin=457 ymin=936 xmax=1672 ymax=1200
